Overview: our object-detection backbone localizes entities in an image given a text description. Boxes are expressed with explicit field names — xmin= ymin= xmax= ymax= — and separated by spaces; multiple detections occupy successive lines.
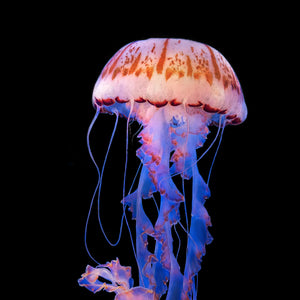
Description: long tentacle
xmin=85 ymin=106 xmax=101 ymax=264
xmin=207 ymin=116 xmax=226 ymax=186
xmin=135 ymin=166 xmax=155 ymax=288
xmin=182 ymin=161 xmax=212 ymax=299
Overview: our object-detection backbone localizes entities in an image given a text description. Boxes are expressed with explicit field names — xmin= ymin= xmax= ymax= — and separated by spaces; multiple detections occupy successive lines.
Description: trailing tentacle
xmin=182 ymin=162 xmax=212 ymax=299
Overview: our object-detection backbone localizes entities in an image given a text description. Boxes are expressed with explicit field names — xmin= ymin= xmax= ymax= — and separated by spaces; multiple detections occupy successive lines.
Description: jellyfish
xmin=78 ymin=38 xmax=247 ymax=299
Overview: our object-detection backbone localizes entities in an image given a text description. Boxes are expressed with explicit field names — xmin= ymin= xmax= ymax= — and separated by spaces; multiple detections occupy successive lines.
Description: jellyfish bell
xmin=93 ymin=38 xmax=247 ymax=125
xmin=79 ymin=38 xmax=247 ymax=299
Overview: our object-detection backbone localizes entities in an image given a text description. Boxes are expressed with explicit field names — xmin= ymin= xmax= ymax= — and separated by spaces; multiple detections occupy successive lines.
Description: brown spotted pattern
xmin=95 ymin=39 xmax=245 ymax=125
xmin=100 ymin=39 xmax=240 ymax=93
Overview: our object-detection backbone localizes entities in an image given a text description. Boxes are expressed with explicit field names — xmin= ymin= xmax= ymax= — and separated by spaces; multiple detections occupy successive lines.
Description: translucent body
xmin=78 ymin=38 xmax=247 ymax=299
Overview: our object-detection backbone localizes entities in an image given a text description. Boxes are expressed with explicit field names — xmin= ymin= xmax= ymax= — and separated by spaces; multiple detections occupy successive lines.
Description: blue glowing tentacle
xmin=85 ymin=107 xmax=123 ymax=264
xmin=164 ymin=221 xmax=183 ymax=300
xmin=152 ymin=197 xmax=183 ymax=299
xmin=182 ymin=162 xmax=212 ymax=299
xmin=207 ymin=117 xmax=226 ymax=186
xmin=85 ymin=106 xmax=101 ymax=264
xmin=135 ymin=166 xmax=155 ymax=288
xmin=122 ymin=166 xmax=156 ymax=219
xmin=135 ymin=108 xmax=185 ymax=298
xmin=152 ymin=240 xmax=169 ymax=297
xmin=96 ymin=112 xmax=125 ymax=247
xmin=120 ymin=168 xmax=157 ymax=292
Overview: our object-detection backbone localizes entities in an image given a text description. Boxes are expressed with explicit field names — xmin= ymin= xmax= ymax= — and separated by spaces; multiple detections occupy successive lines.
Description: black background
xmin=17 ymin=4 xmax=280 ymax=298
